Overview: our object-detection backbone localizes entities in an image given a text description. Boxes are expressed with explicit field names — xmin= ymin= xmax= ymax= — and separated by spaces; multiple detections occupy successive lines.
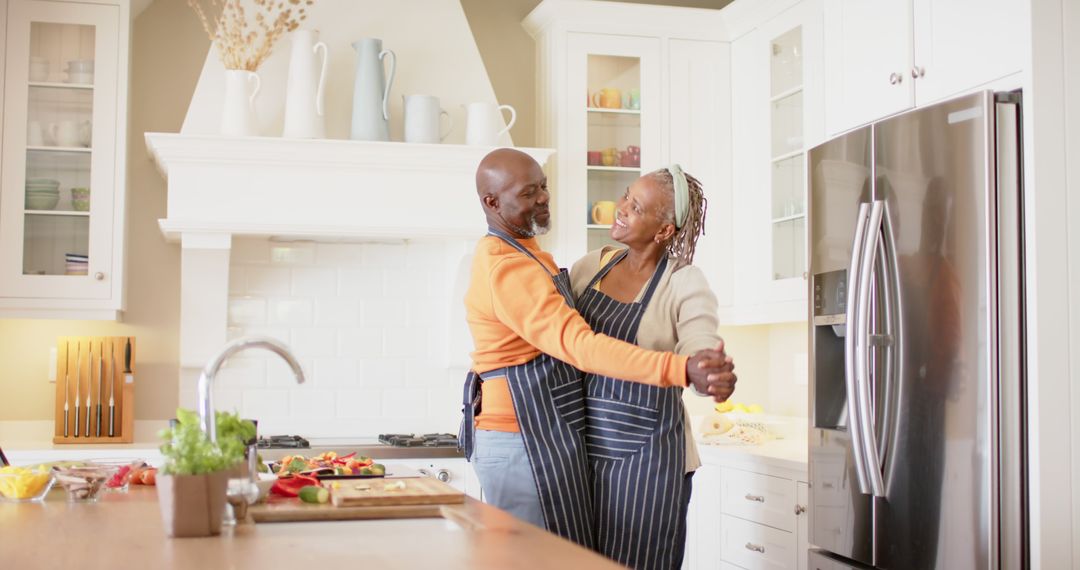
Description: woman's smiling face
xmin=610 ymin=174 xmax=675 ymax=247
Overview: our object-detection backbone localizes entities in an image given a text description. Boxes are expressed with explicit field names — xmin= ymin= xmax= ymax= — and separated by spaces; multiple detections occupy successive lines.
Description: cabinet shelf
xmin=587 ymin=107 xmax=641 ymax=115
xmin=586 ymin=224 xmax=613 ymax=230
xmin=770 ymin=84 xmax=803 ymax=103
xmin=27 ymin=146 xmax=91 ymax=154
xmin=24 ymin=210 xmax=91 ymax=217
xmin=771 ymin=213 xmax=806 ymax=224
xmin=28 ymin=81 xmax=93 ymax=90
xmin=770 ymin=148 xmax=803 ymax=163
xmin=587 ymin=165 xmax=639 ymax=173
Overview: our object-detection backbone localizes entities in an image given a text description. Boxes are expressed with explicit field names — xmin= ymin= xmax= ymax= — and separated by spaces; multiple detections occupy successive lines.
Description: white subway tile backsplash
xmin=316 ymin=243 xmax=365 ymax=267
xmin=334 ymin=389 xmax=383 ymax=418
xmin=315 ymin=297 xmax=362 ymax=327
xmin=271 ymin=298 xmax=314 ymax=326
xmin=228 ymin=237 xmax=467 ymax=437
xmin=381 ymin=388 xmax=427 ymax=418
xmin=289 ymin=389 xmax=338 ymax=419
xmin=271 ymin=242 xmax=317 ymax=266
xmin=359 ymin=358 xmax=406 ymax=388
xmin=243 ymin=390 xmax=290 ymax=419
xmin=229 ymin=298 xmax=267 ymax=326
xmin=292 ymin=268 xmax=338 ymax=297
xmin=338 ymin=268 xmax=384 ymax=297
xmin=337 ymin=328 xmax=383 ymax=358
xmin=290 ymin=328 xmax=338 ymax=358
xmin=246 ymin=267 xmax=292 ymax=296
xmin=313 ymin=357 xmax=360 ymax=387
xmin=215 ymin=357 xmax=266 ymax=388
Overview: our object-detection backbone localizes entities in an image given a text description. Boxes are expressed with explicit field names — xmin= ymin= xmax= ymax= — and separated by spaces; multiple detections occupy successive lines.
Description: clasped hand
xmin=686 ymin=340 xmax=737 ymax=403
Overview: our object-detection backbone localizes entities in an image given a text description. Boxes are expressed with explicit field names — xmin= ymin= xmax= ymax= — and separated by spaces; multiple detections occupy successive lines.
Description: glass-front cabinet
xmin=0 ymin=0 xmax=128 ymax=316
xmin=559 ymin=34 xmax=660 ymax=260
xmin=769 ymin=26 xmax=806 ymax=282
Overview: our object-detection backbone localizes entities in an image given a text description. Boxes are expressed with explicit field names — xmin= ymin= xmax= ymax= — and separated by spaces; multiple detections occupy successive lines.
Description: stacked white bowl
xmin=25 ymin=178 xmax=60 ymax=210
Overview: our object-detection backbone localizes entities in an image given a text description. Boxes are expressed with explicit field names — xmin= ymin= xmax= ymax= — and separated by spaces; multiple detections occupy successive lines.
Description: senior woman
xmin=570 ymin=165 xmax=734 ymax=570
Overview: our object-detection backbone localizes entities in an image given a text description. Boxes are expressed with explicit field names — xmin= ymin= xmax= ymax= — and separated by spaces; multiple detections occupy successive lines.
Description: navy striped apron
xmin=577 ymin=250 xmax=689 ymax=570
xmin=458 ymin=228 xmax=594 ymax=548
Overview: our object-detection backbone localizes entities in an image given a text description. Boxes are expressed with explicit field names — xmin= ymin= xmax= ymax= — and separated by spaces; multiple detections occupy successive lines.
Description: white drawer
xmin=720 ymin=514 xmax=796 ymax=570
xmin=721 ymin=467 xmax=796 ymax=532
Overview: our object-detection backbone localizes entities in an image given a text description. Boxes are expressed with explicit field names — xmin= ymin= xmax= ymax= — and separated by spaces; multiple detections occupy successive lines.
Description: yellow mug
xmin=591 ymin=88 xmax=622 ymax=109
xmin=592 ymin=201 xmax=616 ymax=225
xmin=601 ymin=147 xmax=618 ymax=166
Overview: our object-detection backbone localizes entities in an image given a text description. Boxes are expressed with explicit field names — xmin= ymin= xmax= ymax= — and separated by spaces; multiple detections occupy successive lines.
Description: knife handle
xmin=64 ymin=409 xmax=69 ymax=438
xmin=108 ymin=405 xmax=115 ymax=438
xmin=85 ymin=402 xmax=91 ymax=437
xmin=96 ymin=404 xmax=102 ymax=437
xmin=75 ymin=406 xmax=81 ymax=438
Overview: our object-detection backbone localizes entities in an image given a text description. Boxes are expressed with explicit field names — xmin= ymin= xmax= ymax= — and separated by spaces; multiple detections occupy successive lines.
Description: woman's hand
xmin=687 ymin=340 xmax=737 ymax=402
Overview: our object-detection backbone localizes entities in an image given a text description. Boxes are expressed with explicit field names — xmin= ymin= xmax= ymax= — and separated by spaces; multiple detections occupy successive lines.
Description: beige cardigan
xmin=570 ymin=247 xmax=724 ymax=473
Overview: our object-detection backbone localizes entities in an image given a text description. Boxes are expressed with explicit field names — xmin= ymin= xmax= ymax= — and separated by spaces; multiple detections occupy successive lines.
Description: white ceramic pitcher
xmin=282 ymin=29 xmax=329 ymax=139
xmin=403 ymin=95 xmax=453 ymax=144
xmin=464 ymin=102 xmax=516 ymax=146
xmin=221 ymin=69 xmax=261 ymax=136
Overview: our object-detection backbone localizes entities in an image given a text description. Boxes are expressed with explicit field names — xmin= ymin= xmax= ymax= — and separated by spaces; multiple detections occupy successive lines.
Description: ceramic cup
xmin=601 ymin=147 xmax=618 ymax=167
xmin=591 ymin=88 xmax=621 ymax=109
xmin=49 ymin=121 xmax=86 ymax=147
xmin=592 ymin=201 xmax=616 ymax=225
xmin=71 ymin=187 xmax=90 ymax=212
xmin=627 ymin=88 xmax=641 ymax=110
xmin=587 ymin=150 xmax=602 ymax=166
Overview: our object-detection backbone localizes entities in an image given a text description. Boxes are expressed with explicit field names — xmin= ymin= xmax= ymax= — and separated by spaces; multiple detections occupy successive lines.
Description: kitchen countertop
xmin=692 ymin=415 xmax=810 ymax=479
xmin=0 ymin=487 xmax=621 ymax=569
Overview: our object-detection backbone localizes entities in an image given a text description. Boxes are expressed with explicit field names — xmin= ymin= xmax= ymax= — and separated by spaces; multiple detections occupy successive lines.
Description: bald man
xmin=459 ymin=149 xmax=735 ymax=548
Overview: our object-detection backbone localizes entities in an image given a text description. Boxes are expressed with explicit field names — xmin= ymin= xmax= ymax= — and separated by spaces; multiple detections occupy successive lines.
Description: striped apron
xmin=577 ymin=250 xmax=689 ymax=570
xmin=458 ymin=228 xmax=594 ymax=548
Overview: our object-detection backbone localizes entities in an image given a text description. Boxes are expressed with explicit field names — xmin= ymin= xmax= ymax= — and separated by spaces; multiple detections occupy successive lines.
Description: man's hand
xmin=686 ymin=340 xmax=737 ymax=403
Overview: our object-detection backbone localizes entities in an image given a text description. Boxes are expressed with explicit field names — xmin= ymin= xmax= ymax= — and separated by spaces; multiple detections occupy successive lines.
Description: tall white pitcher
xmin=282 ymin=29 xmax=328 ymax=139
xmin=221 ymin=69 xmax=261 ymax=136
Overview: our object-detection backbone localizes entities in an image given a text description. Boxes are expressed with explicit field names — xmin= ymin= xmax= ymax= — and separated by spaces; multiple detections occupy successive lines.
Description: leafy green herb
xmin=158 ymin=408 xmax=256 ymax=476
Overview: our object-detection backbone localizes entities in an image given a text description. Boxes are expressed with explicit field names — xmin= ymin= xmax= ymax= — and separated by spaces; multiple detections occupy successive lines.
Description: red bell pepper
xmin=271 ymin=474 xmax=320 ymax=498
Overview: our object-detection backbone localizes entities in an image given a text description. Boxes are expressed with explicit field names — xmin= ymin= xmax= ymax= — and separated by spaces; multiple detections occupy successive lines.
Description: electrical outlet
xmin=48 ymin=347 xmax=57 ymax=383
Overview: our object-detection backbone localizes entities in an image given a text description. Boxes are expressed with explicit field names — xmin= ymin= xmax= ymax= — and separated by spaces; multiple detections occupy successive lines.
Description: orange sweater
xmin=465 ymin=235 xmax=689 ymax=432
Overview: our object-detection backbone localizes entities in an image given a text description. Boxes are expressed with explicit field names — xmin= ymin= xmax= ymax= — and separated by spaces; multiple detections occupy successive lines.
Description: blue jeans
xmin=472 ymin=430 xmax=544 ymax=528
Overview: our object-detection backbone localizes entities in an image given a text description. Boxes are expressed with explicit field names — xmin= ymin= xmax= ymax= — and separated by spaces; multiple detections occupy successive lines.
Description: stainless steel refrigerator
xmin=807 ymin=91 xmax=1027 ymax=570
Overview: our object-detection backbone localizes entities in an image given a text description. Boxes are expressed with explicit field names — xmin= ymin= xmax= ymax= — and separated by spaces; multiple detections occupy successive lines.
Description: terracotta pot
xmin=156 ymin=470 xmax=230 ymax=537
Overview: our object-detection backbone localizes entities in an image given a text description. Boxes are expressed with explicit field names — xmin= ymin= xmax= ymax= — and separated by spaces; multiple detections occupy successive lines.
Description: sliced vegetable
xmin=270 ymin=474 xmax=320 ymax=498
xmin=298 ymin=485 xmax=329 ymax=504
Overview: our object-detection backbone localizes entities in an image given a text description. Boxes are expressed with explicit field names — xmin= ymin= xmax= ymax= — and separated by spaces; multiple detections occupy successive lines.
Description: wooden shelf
xmin=587 ymin=165 xmax=640 ymax=173
xmin=587 ymin=224 xmax=613 ymax=230
xmin=771 ymin=213 xmax=806 ymax=224
xmin=769 ymin=84 xmax=803 ymax=103
xmin=27 ymin=145 xmax=91 ymax=154
xmin=28 ymin=81 xmax=93 ymax=90
xmin=25 ymin=210 xmax=90 ymax=217
xmin=770 ymin=149 xmax=804 ymax=163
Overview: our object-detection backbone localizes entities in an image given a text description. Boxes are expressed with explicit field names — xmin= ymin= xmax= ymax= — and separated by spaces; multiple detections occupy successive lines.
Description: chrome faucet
xmin=198 ymin=336 xmax=305 ymax=442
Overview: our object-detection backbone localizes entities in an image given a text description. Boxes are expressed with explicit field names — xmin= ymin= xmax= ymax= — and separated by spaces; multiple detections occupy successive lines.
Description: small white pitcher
xmin=221 ymin=69 xmax=261 ymax=137
xmin=464 ymin=102 xmax=516 ymax=146
xmin=403 ymin=95 xmax=453 ymax=144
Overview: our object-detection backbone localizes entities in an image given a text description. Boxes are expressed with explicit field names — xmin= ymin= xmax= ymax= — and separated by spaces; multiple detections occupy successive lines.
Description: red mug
xmin=587 ymin=150 xmax=602 ymax=166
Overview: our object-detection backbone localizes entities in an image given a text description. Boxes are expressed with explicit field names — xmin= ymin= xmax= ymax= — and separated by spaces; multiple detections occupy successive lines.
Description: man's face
xmin=498 ymin=162 xmax=550 ymax=237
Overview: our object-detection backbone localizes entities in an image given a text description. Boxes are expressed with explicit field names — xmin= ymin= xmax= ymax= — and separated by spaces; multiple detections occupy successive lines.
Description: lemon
xmin=715 ymin=401 xmax=735 ymax=413
xmin=733 ymin=403 xmax=749 ymax=413
xmin=747 ymin=404 xmax=764 ymax=414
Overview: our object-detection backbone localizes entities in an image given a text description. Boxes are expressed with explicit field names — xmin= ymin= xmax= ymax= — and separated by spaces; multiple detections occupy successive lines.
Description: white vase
xmin=282 ymin=30 xmax=328 ymax=139
xmin=221 ymin=69 xmax=261 ymax=136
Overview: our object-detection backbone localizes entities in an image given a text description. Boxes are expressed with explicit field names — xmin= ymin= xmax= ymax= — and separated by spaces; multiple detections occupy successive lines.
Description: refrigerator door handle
xmin=856 ymin=200 xmax=887 ymax=497
xmin=877 ymin=201 xmax=904 ymax=493
xmin=845 ymin=202 xmax=873 ymax=494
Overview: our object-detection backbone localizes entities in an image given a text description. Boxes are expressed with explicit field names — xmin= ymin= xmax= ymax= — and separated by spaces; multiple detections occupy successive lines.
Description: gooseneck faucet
xmin=198 ymin=336 xmax=305 ymax=442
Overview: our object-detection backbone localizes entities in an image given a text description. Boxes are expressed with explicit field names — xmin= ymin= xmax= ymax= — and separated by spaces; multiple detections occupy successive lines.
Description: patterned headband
xmin=668 ymin=164 xmax=689 ymax=229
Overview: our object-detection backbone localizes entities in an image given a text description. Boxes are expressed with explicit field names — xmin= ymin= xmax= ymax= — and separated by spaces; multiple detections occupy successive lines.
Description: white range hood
xmin=145 ymin=132 xmax=554 ymax=242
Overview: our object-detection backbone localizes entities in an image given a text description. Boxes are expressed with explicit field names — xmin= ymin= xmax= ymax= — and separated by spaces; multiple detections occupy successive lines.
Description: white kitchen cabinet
xmin=726 ymin=0 xmax=823 ymax=324
xmin=0 ymin=0 xmax=130 ymax=319
xmin=524 ymin=1 xmax=731 ymax=267
xmin=824 ymin=0 xmax=1025 ymax=136
xmin=796 ymin=481 xmax=809 ymax=570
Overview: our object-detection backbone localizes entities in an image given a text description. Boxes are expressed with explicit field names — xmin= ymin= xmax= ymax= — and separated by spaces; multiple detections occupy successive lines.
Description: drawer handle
xmin=745 ymin=542 xmax=766 ymax=554
xmin=744 ymin=493 xmax=765 ymax=503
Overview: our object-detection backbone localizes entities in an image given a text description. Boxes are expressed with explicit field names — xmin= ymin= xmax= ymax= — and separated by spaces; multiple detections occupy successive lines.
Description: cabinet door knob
xmin=795 ymin=504 xmax=807 ymax=515
xmin=889 ymin=72 xmax=903 ymax=85
xmin=436 ymin=469 xmax=452 ymax=483
xmin=744 ymin=493 xmax=765 ymax=503
xmin=745 ymin=542 xmax=766 ymax=554
xmin=94 ymin=272 xmax=104 ymax=281
xmin=911 ymin=66 xmax=926 ymax=79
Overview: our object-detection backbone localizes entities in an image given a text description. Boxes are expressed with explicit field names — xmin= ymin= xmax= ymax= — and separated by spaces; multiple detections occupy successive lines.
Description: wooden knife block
xmin=52 ymin=336 xmax=135 ymax=444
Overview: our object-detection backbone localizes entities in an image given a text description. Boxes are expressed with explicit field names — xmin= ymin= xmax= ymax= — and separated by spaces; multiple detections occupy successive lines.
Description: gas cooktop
xmin=255 ymin=435 xmax=311 ymax=449
xmin=378 ymin=433 xmax=459 ymax=448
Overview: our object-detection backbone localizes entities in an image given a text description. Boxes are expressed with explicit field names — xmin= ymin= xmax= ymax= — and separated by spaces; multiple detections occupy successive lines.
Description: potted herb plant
xmin=157 ymin=408 xmax=255 ymax=537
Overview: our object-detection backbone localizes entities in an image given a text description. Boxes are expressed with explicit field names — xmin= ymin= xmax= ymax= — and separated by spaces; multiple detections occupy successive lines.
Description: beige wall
xmin=0 ymin=0 xmax=205 ymax=422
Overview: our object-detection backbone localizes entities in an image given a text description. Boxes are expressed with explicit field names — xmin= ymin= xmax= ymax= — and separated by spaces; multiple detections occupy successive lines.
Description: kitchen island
xmin=0 ymin=487 xmax=622 ymax=569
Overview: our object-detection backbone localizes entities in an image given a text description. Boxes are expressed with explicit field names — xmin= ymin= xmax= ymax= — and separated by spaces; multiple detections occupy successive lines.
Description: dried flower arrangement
xmin=188 ymin=0 xmax=315 ymax=71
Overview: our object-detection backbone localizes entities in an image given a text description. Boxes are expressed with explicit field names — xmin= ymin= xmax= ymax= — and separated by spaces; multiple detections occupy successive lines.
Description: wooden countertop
xmin=0 ymin=487 xmax=622 ymax=569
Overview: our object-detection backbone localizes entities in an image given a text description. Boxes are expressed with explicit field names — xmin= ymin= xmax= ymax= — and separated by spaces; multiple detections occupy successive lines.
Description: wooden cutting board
xmin=330 ymin=476 xmax=465 ymax=507
xmin=250 ymin=499 xmax=446 ymax=523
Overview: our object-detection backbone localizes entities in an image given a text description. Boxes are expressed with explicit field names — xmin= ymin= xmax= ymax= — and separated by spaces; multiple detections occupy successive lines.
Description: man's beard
xmin=503 ymin=210 xmax=550 ymax=237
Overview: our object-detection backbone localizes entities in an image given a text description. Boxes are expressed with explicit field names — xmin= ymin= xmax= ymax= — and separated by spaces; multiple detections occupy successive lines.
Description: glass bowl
xmin=88 ymin=459 xmax=149 ymax=493
xmin=0 ymin=466 xmax=56 ymax=502
xmin=52 ymin=464 xmax=119 ymax=502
